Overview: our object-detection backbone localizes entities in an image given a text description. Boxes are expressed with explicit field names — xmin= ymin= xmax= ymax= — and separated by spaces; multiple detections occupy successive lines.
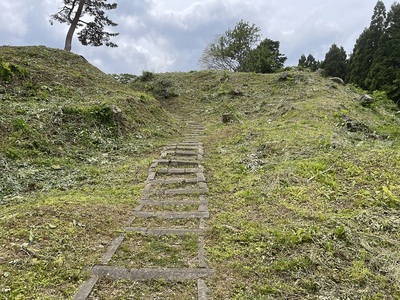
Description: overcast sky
xmin=0 ymin=0 xmax=395 ymax=75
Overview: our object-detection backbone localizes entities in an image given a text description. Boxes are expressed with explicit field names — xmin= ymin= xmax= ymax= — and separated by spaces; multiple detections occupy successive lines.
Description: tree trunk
xmin=64 ymin=0 xmax=86 ymax=52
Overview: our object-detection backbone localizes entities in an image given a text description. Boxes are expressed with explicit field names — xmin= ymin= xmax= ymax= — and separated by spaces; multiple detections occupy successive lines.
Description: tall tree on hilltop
xmin=348 ymin=1 xmax=386 ymax=88
xmin=298 ymin=53 xmax=320 ymax=71
xmin=368 ymin=2 xmax=400 ymax=102
xmin=321 ymin=44 xmax=348 ymax=79
xmin=51 ymin=0 xmax=119 ymax=52
xmin=306 ymin=54 xmax=321 ymax=71
xmin=199 ymin=20 xmax=286 ymax=73
xmin=199 ymin=20 xmax=261 ymax=71
xmin=241 ymin=38 xmax=287 ymax=73
xmin=298 ymin=54 xmax=307 ymax=68
xmin=347 ymin=29 xmax=372 ymax=87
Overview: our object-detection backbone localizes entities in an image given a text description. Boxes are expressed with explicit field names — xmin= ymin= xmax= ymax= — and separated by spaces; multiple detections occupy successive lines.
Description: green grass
xmin=1 ymin=47 xmax=400 ymax=299
xmin=186 ymin=72 xmax=400 ymax=299
xmin=0 ymin=194 xmax=133 ymax=299
xmin=137 ymin=70 xmax=400 ymax=299
xmin=0 ymin=46 xmax=181 ymax=299
xmin=111 ymin=233 xmax=199 ymax=268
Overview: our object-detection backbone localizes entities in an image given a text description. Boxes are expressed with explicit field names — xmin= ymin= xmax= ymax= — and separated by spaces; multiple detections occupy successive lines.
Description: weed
xmin=0 ymin=57 xmax=27 ymax=82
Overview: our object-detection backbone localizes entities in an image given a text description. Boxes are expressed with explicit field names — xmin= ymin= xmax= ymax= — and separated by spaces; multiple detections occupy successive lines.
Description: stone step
xmin=178 ymin=142 xmax=203 ymax=146
xmin=73 ymin=277 xmax=99 ymax=300
xmin=164 ymin=145 xmax=203 ymax=151
xmin=131 ymin=211 xmax=209 ymax=219
xmin=151 ymin=159 xmax=202 ymax=167
xmin=139 ymin=199 xmax=208 ymax=206
xmin=159 ymin=155 xmax=204 ymax=162
xmin=143 ymin=186 xmax=208 ymax=196
xmin=145 ymin=177 xmax=205 ymax=184
xmin=185 ymin=133 xmax=205 ymax=137
xmin=124 ymin=227 xmax=203 ymax=235
xmin=163 ymin=188 xmax=208 ymax=195
xmin=91 ymin=266 xmax=214 ymax=281
xmin=73 ymin=121 xmax=211 ymax=300
xmin=198 ymin=279 xmax=209 ymax=300
xmin=161 ymin=150 xmax=201 ymax=156
xmin=153 ymin=159 xmax=199 ymax=164
xmin=153 ymin=167 xmax=204 ymax=174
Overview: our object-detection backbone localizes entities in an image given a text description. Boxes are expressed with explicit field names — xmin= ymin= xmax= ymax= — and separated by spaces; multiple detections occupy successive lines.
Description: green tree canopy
xmin=348 ymin=1 xmax=386 ymax=88
xmin=51 ymin=0 xmax=119 ymax=52
xmin=199 ymin=20 xmax=286 ymax=73
xmin=298 ymin=53 xmax=320 ymax=71
xmin=242 ymin=38 xmax=287 ymax=73
xmin=321 ymin=44 xmax=348 ymax=79
xmin=298 ymin=54 xmax=307 ymax=67
xmin=367 ymin=2 xmax=400 ymax=101
xmin=199 ymin=20 xmax=261 ymax=71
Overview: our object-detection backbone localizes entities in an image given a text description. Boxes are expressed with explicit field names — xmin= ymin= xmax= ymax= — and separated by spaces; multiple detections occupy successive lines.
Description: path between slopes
xmin=73 ymin=121 xmax=214 ymax=299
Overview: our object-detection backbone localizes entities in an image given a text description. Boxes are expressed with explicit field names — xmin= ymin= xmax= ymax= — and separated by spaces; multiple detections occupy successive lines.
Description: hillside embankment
xmin=1 ymin=46 xmax=400 ymax=299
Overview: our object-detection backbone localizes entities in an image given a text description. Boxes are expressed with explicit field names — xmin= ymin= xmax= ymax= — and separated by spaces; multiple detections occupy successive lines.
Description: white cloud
xmin=0 ymin=2 xmax=29 ymax=37
xmin=0 ymin=0 xmax=395 ymax=74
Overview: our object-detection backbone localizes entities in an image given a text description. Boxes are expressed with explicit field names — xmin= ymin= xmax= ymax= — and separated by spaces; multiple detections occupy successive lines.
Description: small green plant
xmin=12 ymin=118 xmax=28 ymax=132
xmin=350 ymin=250 xmax=372 ymax=285
xmin=140 ymin=70 xmax=155 ymax=82
xmin=0 ymin=58 xmax=13 ymax=81
xmin=62 ymin=104 xmax=114 ymax=126
xmin=333 ymin=224 xmax=347 ymax=241
xmin=0 ymin=57 xmax=27 ymax=81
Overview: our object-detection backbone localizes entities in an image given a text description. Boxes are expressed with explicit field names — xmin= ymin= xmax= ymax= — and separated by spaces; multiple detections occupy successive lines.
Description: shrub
xmin=140 ymin=70 xmax=155 ymax=82
xmin=0 ymin=57 xmax=27 ymax=82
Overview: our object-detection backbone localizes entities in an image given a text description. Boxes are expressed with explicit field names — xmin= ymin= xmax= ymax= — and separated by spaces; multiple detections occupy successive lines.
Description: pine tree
xmin=347 ymin=29 xmax=370 ymax=87
xmin=306 ymin=54 xmax=320 ymax=71
xmin=368 ymin=2 xmax=400 ymax=102
xmin=298 ymin=54 xmax=307 ymax=68
xmin=321 ymin=44 xmax=348 ymax=79
xmin=298 ymin=54 xmax=320 ymax=71
xmin=348 ymin=1 xmax=386 ymax=88
xmin=51 ymin=0 xmax=118 ymax=52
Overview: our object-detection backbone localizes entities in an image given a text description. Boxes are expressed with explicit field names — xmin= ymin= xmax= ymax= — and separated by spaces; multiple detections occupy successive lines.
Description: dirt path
xmin=73 ymin=121 xmax=213 ymax=299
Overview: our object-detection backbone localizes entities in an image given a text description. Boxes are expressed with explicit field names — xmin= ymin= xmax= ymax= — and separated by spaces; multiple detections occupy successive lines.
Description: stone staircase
xmin=73 ymin=121 xmax=213 ymax=299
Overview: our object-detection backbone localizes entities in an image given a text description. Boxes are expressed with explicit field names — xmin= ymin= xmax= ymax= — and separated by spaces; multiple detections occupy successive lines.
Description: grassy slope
xmin=0 ymin=46 xmax=181 ymax=299
xmin=1 ymin=46 xmax=400 ymax=299
xmin=0 ymin=46 xmax=182 ymax=197
xmin=139 ymin=70 xmax=400 ymax=299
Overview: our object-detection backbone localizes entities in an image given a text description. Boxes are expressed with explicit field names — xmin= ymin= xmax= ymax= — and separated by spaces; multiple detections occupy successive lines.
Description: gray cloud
xmin=0 ymin=0 xmax=394 ymax=74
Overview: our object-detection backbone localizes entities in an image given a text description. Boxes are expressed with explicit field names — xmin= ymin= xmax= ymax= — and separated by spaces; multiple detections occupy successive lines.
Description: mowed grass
xmin=147 ymin=70 xmax=400 ymax=299
xmin=0 ymin=148 xmax=167 ymax=299
xmin=0 ymin=46 xmax=181 ymax=299
xmin=204 ymin=124 xmax=400 ymax=299
xmin=205 ymin=75 xmax=400 ymax=299
xmin=1 ymin=46 xmax=400 ymax=299
xmin=0 ymin=197 xmax=131 ymax=298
